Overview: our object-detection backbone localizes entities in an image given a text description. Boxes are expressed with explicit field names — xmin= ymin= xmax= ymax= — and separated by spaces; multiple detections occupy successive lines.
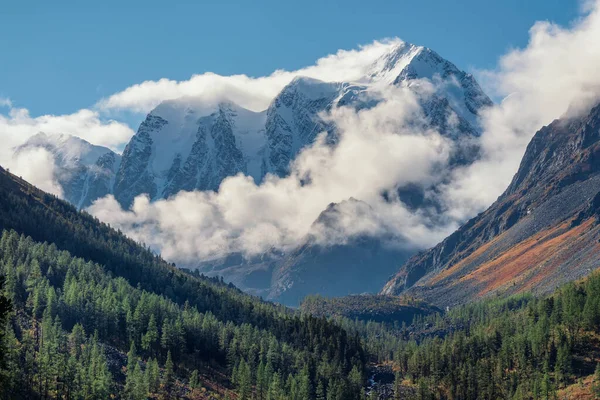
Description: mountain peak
xmin=366 ymin=41 xmax=425 ymax=83
xmin=18 ymin=132 xmax=115 ymax=166
xmin=365 ymin=40 xmax=469 ymax=85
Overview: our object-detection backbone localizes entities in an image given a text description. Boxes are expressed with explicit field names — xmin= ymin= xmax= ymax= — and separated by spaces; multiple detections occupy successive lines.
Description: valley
xmin=3 ymin=3 xmax=600 ymax=398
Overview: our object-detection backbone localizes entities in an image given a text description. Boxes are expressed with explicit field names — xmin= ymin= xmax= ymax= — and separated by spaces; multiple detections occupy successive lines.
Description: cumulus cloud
xmin=9 ymin=1 xmax=600 ymax=267
xmin=7 ymin=147 xmax=63 ymax=197
xmin=0 ymin=107 xmax=134 ymax=151
xmin=89 ymin=1 xmax=600 ymax=264
xmin=97 ymin=39 xmax=402 ymax=113
xmin=89 ymin=84 xmax=456 ymax=261
xmin=441 ymin=0 xmax=600 ymax=219
xmin=0 ymin=105 xmax=135 ymax=196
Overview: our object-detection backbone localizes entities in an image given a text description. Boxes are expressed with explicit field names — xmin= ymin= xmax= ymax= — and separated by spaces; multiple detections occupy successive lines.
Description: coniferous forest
xmin=2 ymin=168 xmax=600 ymax=400
xmin=0 ymin=167 xmax=366 ymax=399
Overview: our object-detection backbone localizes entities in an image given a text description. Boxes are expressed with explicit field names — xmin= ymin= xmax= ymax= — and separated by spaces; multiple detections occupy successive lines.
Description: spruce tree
xmin=189 ymin=369 xmax=200 ymax=390
xmin=593 ymin=363 xmax=600 ymax=398
xmin=160 ymin=350 xmax=175 ymax=399
xmin=141 ymin=314 xmax=159 ymax=358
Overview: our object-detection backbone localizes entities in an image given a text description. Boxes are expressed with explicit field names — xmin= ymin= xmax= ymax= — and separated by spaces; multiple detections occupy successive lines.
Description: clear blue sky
xmin=0 ymin=0 xmax=580 ymax=116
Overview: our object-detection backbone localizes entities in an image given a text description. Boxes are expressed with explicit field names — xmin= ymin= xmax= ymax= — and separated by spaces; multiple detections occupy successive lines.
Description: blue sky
xmin=0 ymin=0 xmax=580 ymax=116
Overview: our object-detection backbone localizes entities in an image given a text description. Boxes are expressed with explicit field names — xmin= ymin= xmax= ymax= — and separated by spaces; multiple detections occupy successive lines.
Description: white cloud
xmin=0 ymin=105 xmax=135 ymax=196
xmin=7 ymin=147 xmax=63 ymax=197
xmin=97 ymin=39 xmax=403 ymax=113
xmin=441 ymin=0 xmax=600 ymax=219
xmin=0 ymin=107 xmax=134 ymax=152
xmin=89 ymin=1 xmax=600 ymax=265
xmin=89 ymin=84 xmax=456 ymax=261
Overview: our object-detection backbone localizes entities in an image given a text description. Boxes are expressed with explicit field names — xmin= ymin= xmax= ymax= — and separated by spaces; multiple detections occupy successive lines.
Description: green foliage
xmin=0 ymin=227 xmax=366 ymax=399
xmin=335 ymin=272 xmax=600 ymax=400
xmin=301 ymin=293 xmax=439 ymax=324
xmin=0 ymin=167 xmax=367 ymax=399
xmin=593 ymin=363 xmax=600 ymax=398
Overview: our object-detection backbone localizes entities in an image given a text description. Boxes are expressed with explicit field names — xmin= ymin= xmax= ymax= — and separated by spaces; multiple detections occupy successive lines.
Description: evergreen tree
xmin=189 ymin=369 xmax=200 ymax=390
xmin=141 ymin=314 xmax=159 ymax=357
xmin=316 ymin=379 xmax=326 ymax=400
xmin=237 ymin=359 xmax=252 ymax=400
xmin=146 ymin=358 xmax=160 ymax=394
xmin=267 ymin=372 xmax=283 ymax=400
xmin=593 ymin=363 xmax=600 ymax=398
xmin=124 ymin=341 xmax=139 ymax=399
xmin=160 ymin=350 xmax=175 ymax=399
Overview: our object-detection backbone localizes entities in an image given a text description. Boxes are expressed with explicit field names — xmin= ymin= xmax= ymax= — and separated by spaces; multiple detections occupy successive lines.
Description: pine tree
xmin=238 ymin=359 xmax=252 ymax=400
xmin=189 ymin=369 xmax=200 ymax=390
xmin=89 ymin=338 xmax=113 ymax=399
xmin=393 ymin=371 xmax=403 ymax=400
xmin=348 ymin=365 xmax=363 ymax=400
xmin=298 ymin=364 xmax=312 ymax=400
xmin=316 ymin=379 xmax=326 ymax=400
xmin=541 ymin=371 xmax=553 ymax=400
xmin=593 ymin=363 xmax=600 ymax=398
xmin=160 ymin=350 xmax=175 ymax=399
xmin=141 ymin=314 xmax=159 ymax=358
xmin=256 ymin=360 xmax=267 ymax=400
xmin=124 ymin=341 xmax=139 ymax=399
xmin=132 ymin=362 xmax=148 ymax=400
xmin=145 ymin=358 xmax=160 ymax=394
xmin=555 ymin=342 xmax=571 ymax=386
xmin=267 ymin=372 xmax=283 ymax=400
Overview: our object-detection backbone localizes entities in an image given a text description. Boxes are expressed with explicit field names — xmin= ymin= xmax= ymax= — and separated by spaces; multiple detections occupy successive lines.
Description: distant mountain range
xmin=15 ymin=41 xmax=493 ymax=305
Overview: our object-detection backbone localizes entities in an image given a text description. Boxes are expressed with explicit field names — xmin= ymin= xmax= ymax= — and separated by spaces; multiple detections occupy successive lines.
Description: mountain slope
xmin=268 ymin=199 xmax=413 ymax=306
xmin=0 ymin=165 xmax=367 ymax=399
xmin=382 ymin=102 xmax=600 ymax=307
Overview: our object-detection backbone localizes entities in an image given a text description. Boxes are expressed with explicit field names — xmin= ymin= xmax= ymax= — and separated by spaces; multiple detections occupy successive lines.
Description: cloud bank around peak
xmin=90 ymin=84 xmax=455 ymax=261
xmin=96 ymin=39 xmax=404 ymax=114
xmin=0 ymin=38 xmax=406 ymax=203
xmin=90 ymin=0 xmax=600 ymax=264
xmin=7 ymin=0 xmax=600 ymax=266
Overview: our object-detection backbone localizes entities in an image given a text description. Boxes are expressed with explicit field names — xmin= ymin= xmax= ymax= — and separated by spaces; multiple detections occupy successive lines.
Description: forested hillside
xmin=336 ymin=273 xmax=600 ymax=399
xmin=301 ymin=294 xmax=439 ymax=325
xmin=3 ymin=164 xmax=600 ymax=399
xmin=0 ymin=166 xmax=366 ymax=399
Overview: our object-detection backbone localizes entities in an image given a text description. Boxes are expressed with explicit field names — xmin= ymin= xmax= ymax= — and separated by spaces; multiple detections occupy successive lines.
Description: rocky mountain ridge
xmin=382 ymin=102 xmax=600 ymax=307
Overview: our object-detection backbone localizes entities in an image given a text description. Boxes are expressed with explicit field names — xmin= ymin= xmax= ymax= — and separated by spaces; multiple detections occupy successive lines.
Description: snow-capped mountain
xmin=111 ymin=41 xmax=491 ymax=209
xmin=15 ymin=133 xmax=120 ymax=209
xmin=12 ymin=41 xmax=493 ymax=304
xmin=113 ymin=99 xmax=266 ymax=207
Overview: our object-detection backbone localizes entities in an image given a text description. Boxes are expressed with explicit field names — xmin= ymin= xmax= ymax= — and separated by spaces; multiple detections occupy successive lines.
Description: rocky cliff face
xmin=382 ymin=103 xmax=600 ymax=307
xmin=113 ymin=100 xmax=267 ymax=207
